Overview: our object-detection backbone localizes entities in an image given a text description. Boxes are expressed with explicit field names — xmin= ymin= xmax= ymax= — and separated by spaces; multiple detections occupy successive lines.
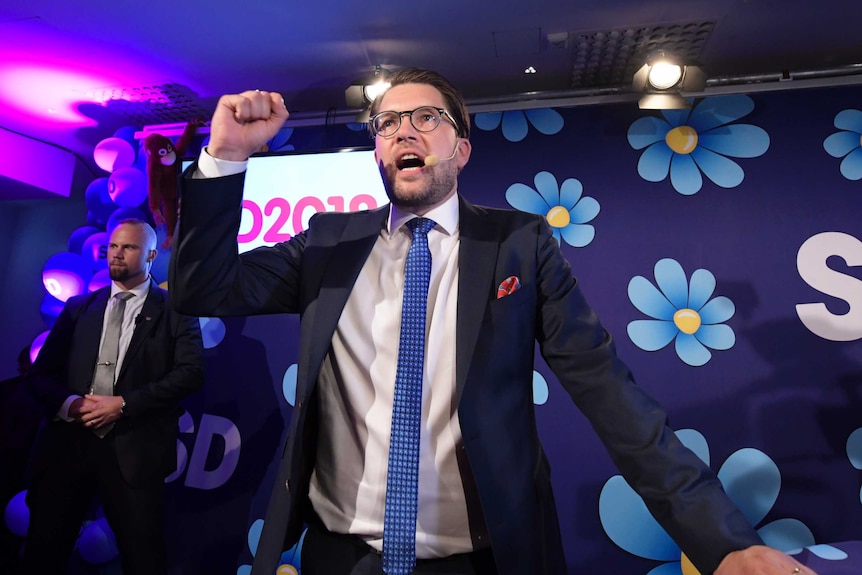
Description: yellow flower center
xmin=673 ymin=308 xmax=702 ymax=334
xmin=546 ymin=205 xmax=571 ymax=228
xmin=681 ymin=552 xmax=702 ymax=575
xmin=665 ymin=126 xmax=699 ymax=154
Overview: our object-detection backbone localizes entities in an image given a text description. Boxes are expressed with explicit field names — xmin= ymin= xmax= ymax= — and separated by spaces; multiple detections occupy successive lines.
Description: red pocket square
xmin=497 ymin=276 xmax=521 ymax=299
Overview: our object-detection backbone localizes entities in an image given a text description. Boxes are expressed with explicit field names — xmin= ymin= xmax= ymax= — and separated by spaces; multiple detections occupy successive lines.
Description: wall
xmin=2 ymin=82 xmax=861 ymax=574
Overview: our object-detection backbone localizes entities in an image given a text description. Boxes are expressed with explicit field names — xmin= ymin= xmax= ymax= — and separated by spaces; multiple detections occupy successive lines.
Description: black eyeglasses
xmin=369 ymin=106 xmax=459 ymax=138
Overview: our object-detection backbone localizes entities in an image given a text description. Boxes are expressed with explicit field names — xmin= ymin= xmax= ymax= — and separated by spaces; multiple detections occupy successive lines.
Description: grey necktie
xmin=90 ymin=291 xmax=133 ymax=437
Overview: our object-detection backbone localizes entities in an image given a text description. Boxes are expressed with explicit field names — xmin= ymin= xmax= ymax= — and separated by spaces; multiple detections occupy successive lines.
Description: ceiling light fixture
xmin=632 ymin=52 xmax=706 ymax=110
xmin=345 ymin=65 xmax=392 ymax=122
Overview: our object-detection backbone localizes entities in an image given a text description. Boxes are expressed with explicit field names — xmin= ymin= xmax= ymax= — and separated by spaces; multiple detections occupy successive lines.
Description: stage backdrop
xmin=7 ymin=82 xmax=862 ymax=575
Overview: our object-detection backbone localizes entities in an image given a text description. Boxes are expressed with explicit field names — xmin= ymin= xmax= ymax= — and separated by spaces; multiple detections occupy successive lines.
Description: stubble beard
xmin=381 ymin=161 xmax=458 ymax=211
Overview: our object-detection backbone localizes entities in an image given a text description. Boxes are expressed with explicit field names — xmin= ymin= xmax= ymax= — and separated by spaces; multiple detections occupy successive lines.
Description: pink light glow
xmin=0 ymin=19 xmax=193 ymax=129
xmin=0 ymin=66 xmax=103 ymax=125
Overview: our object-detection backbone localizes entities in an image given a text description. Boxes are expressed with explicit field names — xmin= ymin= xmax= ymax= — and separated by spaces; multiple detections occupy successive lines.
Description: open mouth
xmin=396 ymin=153 xmax=425 ymax=171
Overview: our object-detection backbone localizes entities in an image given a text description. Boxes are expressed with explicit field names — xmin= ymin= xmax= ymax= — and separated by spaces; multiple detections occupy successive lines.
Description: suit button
xmin=285 ymin=479 xmax=291 ymax=493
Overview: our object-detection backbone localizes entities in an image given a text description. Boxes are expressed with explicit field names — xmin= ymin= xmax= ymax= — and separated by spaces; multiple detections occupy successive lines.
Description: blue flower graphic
xmin=627 ymin=258 xmax=734 ymax=367
xmin=599 ymin=429 xmax=846 ymax=575
xmin=627 ymin=95 xmax=769 ymax=195
xmin=823 ymin=109 xmax=862 ymax=180
xmin=506 ymin=171 xmax=600 ymax=247
xmin=264 ymin=127 xmax=295 ymax=152
xmin=237 ymin=519 xmax=305 ymax=575
xmin=474 ymin=108 xmax=564 ymax=142
xmin=847 ymin=427 xmax=862 ymax=503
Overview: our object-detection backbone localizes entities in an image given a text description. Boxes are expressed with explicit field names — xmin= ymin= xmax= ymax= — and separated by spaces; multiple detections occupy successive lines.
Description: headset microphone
xmin=424 ymin=141 xmax=460 ymax=167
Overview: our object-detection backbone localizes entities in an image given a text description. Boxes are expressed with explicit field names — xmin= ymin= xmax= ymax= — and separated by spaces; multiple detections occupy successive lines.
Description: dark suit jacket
xmin=170 ymin=171 xmax=761 ymax=575
xmin=26 ymin=279 xmax=205 ymax=487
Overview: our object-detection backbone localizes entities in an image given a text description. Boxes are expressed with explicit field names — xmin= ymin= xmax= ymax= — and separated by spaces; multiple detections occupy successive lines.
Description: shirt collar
xmin=387 ymin=192 xmax=460 ymax=238
xmin=110 ymin=276 xmax=152 ymax=300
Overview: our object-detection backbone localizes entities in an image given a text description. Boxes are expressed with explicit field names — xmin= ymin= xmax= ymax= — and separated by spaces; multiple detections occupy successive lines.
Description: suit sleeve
xmin=532 ymin=218 xmax=762 ymax=574
xmin=169 ymin=169 xmax=307 ymax=317
xmin=25 ymin=297 xmax=83 ymax=417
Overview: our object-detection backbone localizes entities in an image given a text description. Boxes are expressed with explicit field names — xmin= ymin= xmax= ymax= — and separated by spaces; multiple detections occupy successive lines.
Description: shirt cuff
xmin=57 ymin=394 xmax=80 ymax=422
xmin=194 ymin=147 xmax=249 ymax=179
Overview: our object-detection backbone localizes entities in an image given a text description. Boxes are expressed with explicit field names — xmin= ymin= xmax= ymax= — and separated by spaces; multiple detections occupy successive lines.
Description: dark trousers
xmin=301 ymin=516 xmax=498 ymax=575
xmin=19 ymin=424 xmax=166 ymax=575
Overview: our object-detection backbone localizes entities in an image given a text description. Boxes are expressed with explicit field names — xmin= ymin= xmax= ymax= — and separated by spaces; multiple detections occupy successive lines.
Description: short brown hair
xmin=368 ymin=68 xmax=470 ymax=139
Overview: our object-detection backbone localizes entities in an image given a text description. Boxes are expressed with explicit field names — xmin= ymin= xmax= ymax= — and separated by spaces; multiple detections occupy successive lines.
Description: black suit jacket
xmin=170 ymin=171 xmax=761 ymax=575
xmin=27 ymin=279 xmax=205 ymax=487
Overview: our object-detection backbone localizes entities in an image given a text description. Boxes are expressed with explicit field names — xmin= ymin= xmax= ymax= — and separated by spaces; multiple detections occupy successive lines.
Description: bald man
xmin=23 ymin=219 xmax=205 ymax=575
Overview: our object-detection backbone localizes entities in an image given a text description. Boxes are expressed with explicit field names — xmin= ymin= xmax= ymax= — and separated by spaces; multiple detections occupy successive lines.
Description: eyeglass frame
xmin=369 ymin=106 xmax=460 ymax=138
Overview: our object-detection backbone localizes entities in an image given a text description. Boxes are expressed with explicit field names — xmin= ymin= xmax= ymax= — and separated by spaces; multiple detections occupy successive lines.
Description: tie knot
xmin=406 ymin=217 xmax=435 ymax=238
xmin=114 ymin=291 xmax=134 ymax=303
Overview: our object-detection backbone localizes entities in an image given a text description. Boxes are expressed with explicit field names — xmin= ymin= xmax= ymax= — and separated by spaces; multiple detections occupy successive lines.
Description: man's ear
xmin=147 ymin=249 xmax=158 ymax=263
xmin=455 ymin=139 xmax=472 ymax=170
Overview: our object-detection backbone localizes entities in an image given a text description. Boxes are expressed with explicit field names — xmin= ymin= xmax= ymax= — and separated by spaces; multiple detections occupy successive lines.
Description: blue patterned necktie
xmin=383 ymin=217 xmax=436 ymax=575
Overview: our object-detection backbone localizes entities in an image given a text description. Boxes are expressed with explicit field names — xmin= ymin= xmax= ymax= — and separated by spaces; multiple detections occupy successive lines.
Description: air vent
xmin=76 ymin=83 xmax=211 ymax=125
xmin=560 ymin=21 xmax=715 ymax=88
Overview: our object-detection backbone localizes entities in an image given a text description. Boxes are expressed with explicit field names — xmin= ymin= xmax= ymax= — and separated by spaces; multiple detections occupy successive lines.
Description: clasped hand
xmin=70 ymin=395 xmax=124 ymax=429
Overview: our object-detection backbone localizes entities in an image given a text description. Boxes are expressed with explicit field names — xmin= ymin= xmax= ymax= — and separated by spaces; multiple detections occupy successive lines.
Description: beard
xmin=379 ymin=160 xmax=458 ymax=211
xmin=109 ymin=264 xmax=131 ymax=282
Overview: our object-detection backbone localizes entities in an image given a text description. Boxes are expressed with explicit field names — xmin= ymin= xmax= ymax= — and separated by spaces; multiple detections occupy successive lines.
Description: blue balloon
xmin=40 ymin=293 xmax=66 ymax=327
xmin=113 ymin=125 xmax=139 ymax=147
xmin=199 ymin=317 xmax=226 ymax=349
xmin=77 ymin=516 xmax=119 ymax=564
xmin=67 ymin=225 xmax=101 ymax=254
xmin=106 ymin=207 xmax=147 ymax=235
xmin=108 ymin=167 xmax=148 ymax=207
xmin=4 ymin=490 xmax=28 ymax=537
xmin=81 ymin=232 xmax=110 ymax=271
xmin=85 ymin=178 xmax=117 ymax=226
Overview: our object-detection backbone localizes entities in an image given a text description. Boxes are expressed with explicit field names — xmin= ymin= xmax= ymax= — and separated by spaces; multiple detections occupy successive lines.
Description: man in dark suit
xmin=169 ymin=69 xmax=813 ymax=575
xmin=23 ymin=219 xmax=205 ymax=575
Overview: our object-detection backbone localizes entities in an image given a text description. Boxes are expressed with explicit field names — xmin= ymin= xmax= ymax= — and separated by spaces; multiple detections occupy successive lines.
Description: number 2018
xmin=238 ymin=194 xmax=378 ymax=244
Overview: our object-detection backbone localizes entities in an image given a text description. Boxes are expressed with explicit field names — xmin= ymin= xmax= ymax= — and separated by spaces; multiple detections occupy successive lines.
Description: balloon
xmin=40 ymin=293 xmax=66 ymax=327
xmin=81 ymin=232 xmax=110 ymax=271
xmin=29 ymin=331 xmax=49 ymax=364
xmin=88 ymin=269 xmax=112 ymax=292
xmin=67 ymin=225 xmax=101 ymax=254
xmin=42 ymin=252 xmax=93 ymax=301
xmin=112 ymin=125 xmax=139 ymax=147
xmin=199 ymin=317 xmax=226 ymax=349
xmin=93 ymin=137 xmax=136 ymax=173
xmin=106 ymin=207 xmax=147 ymax=235
xmin=108 ymin=167 xmax=147 ymax=207
xmin=4 ymin=490 xmax=29 ymax=537
xmin=84 ymin=178 xmax=117 ymax=227
xmin=77 ymin=516 xmax=119 ymax=564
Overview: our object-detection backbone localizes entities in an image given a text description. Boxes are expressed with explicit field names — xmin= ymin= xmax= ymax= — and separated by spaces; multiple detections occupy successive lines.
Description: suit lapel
xmin=456 ymin=197 xmax=499 ymax=401
xmin=117 ymin=279 xmax=164 ymax=382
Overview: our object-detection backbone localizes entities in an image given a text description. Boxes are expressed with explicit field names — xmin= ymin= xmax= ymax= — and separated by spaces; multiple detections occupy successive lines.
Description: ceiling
xmin=2 ymin=0 xmax=862 ymax=200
